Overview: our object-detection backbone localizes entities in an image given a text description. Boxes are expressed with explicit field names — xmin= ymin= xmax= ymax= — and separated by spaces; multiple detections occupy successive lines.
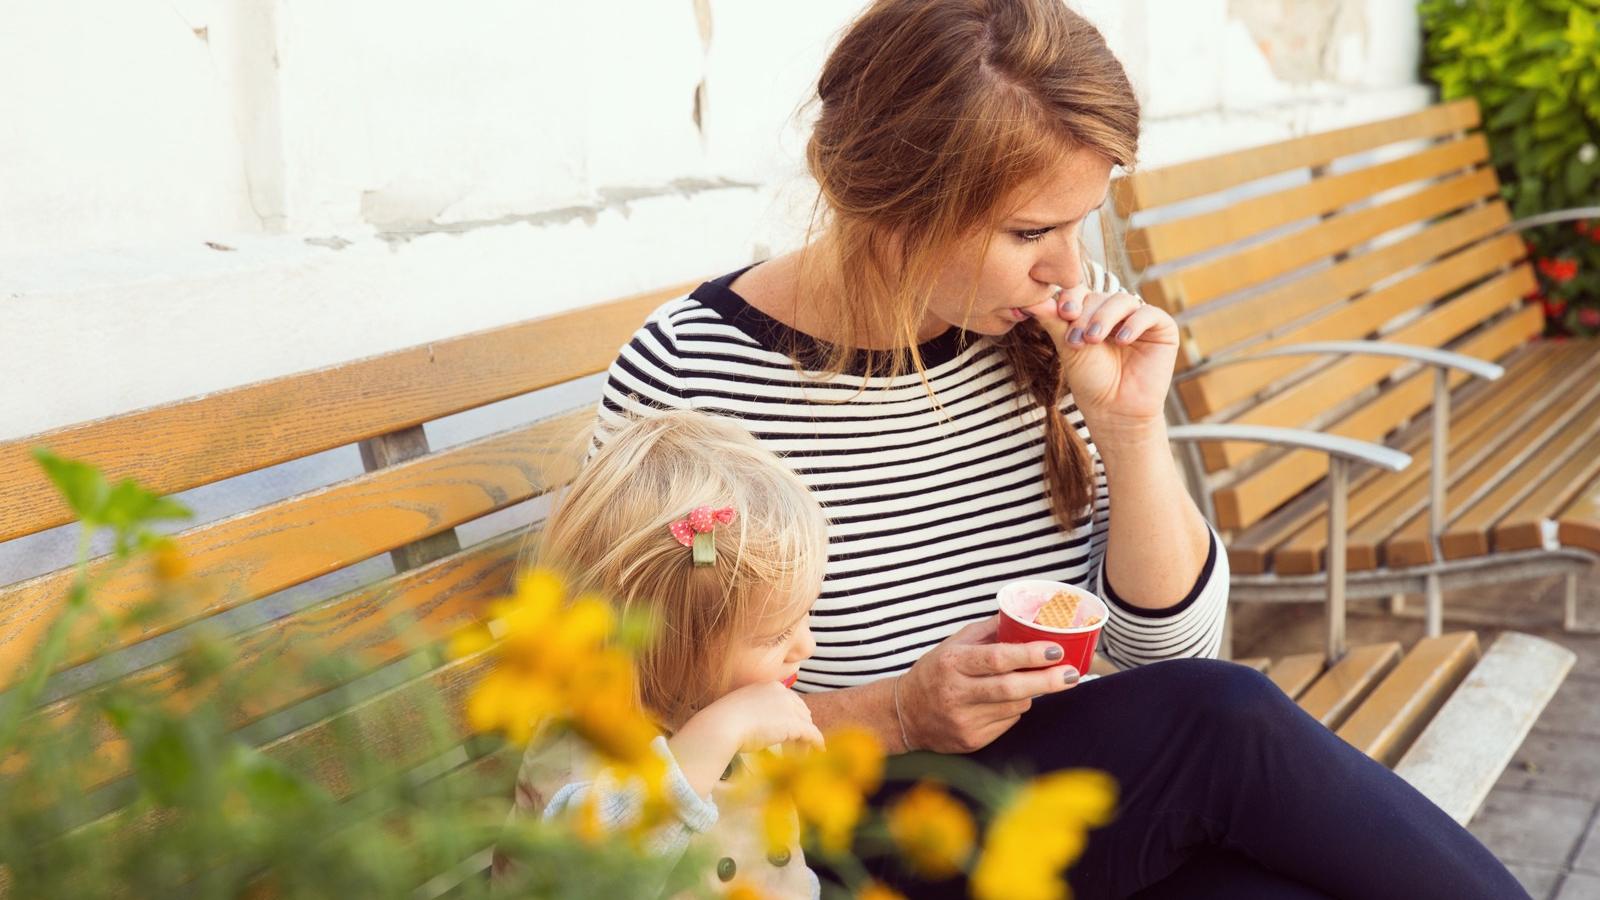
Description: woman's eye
xmin=768 ymin=627 xmax=793 ymax=647
xmin=1016 ymin=227 xmax=1052 ymax=243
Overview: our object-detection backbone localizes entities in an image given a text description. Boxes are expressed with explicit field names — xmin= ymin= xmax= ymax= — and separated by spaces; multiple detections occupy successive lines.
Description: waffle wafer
xmin=1034 ymin=591 xmax=1081 ymax=628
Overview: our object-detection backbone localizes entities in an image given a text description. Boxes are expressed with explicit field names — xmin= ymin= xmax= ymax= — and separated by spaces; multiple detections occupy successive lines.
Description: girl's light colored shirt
xmin=495 ymin=734 xmax=820 ymax=900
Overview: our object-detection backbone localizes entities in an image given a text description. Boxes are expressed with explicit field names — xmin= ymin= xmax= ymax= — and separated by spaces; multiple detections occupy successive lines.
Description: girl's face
xmin=922 ymin=147 xmax=1114 ymax=339
xmin=726 ymin=594 xmax=816 ymax=690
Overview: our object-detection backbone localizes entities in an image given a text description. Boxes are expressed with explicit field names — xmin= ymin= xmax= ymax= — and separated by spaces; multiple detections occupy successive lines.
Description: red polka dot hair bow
xmin=668 ymin=506 xmax=736 ymax=567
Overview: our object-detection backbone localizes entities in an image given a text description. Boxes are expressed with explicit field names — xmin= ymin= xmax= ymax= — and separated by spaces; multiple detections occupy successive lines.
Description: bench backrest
xmin=1105 ymin=99 xmax=1543 ymax=534
xmin=0 ymin=283 xmax=685 ymax=836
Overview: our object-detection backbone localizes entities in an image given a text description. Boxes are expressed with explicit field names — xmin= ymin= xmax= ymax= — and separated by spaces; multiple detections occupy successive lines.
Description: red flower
xmin=1577 ymin=219 xmax=1592 ymax=236
xmin=1580 ymin=308 xmax=1600 ymax=329
xmin=1537 ymin=257 xmax=1579 ymax=283
xmin=1545 ymin=298 xmax=1568 ymax=319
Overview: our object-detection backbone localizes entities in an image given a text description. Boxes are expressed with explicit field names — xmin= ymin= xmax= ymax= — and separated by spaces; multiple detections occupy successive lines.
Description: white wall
xmin=2 ymin=0 xmax=1430 ymax=443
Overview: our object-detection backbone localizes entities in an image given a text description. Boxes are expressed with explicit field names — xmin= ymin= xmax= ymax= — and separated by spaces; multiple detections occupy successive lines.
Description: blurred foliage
xmin=4 ymin=452 xmax=1115 ymax=898
xmin=1420 ymin=0 xmax=1600 ymax=335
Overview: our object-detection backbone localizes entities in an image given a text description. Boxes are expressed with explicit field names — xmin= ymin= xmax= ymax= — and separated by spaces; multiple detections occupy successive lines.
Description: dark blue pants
xmin=866 ymin=659 xmax=1527 ymax=900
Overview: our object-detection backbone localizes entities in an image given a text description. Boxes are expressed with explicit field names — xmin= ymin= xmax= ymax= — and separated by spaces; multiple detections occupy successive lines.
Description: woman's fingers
xmin=1064 ymin=291 xmax=1142 ymax=348
xmin=971 ymin=666 xmax=1080 ymax=703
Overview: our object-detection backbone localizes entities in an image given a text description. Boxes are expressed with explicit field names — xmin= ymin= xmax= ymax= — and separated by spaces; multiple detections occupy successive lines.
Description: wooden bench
xmin=0 ymin=284 xmax=685 ymax=893
xmin=1095 ymin=98 xmax=1585 ymax=822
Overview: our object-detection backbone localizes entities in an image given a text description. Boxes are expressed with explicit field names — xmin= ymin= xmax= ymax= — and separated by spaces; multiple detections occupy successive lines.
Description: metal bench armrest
xmin=1176 ymin=341 xmax=1505 ymax=383
xmin=1167 ymin=424 xmax=1410 ymax=663
xmin=1505 ymin=205 xmax=1600 ymax=233
xmin=1166 ymin=424 xmax=1411 ymax=471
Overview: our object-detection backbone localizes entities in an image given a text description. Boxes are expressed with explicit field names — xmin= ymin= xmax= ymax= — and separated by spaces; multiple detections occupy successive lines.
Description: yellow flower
xmin=760 ymin=791 xmax=800 ymax=857
xmin=464 ymin=668 xmax=561 ymax=745
xmin=723 ymin=882 xmax=768 ymax=900
xmin=739 ymin=727 xmax=886 ymax=857
xmin=824 ymin=726 xmax=886 ymax=793
xmin=855 ymin=882 xmax=907 ymax=900
xmin=152 ymin=539 xmax=189 ymax=581
xmin=970 ymin=769 xmax=1117 ymax=900
xmin=885 ymin=782 xmax=975 ymax=879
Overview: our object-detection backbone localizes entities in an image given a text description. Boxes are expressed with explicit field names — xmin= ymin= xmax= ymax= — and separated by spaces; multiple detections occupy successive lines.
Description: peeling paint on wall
xmin=367 ymin=177 xmax=761 ymax=243
xmin=1227 ymin=0 xmax=1368 ymax=84
xmin=691 ymin=0 xmax=712 ymax=135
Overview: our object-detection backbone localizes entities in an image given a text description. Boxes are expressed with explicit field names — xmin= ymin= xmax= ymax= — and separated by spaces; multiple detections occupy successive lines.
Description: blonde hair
xmin=797 ymin=0 xmax=1140 ymax=526
xmin=535 ymin=411 xmax=829 ymax=728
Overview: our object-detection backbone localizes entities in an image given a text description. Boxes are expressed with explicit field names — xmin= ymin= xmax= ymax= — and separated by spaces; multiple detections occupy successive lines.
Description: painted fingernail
xmin=1116 ymin=326 xmax=1133 ymax=342
xmin=1063 ymin=667 xmax=1081 ymax=685
xmin=1062 ymin=300 xmax=1079 ymax=315
xmin=1087 ymin=322 xmax=1104 ymax=339
xmin=1068 ymin=327 xmax=1084 ymax=345
xmin=1044 ymin=645 xmax=1064 ymax=661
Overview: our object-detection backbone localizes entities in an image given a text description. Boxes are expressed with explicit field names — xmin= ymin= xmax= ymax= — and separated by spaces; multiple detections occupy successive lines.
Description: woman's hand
xmin=1024 ymin=284 xmax=1179 ymax=432
xmin=897 ymin=616 xmax=1080 ymax=754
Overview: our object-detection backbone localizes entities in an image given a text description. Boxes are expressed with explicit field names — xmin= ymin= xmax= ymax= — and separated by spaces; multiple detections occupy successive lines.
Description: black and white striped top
xmin=594 ymin=262 xmax=1229 ymax=689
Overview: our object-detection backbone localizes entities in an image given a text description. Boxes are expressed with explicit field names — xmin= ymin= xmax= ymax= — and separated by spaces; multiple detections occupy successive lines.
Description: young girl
xmin=495 ymin=410 xmax=830 ymax=899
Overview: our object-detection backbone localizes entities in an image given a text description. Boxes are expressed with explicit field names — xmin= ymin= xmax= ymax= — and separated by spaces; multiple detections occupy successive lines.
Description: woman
xmin=593 ymin=1 xmax=1526 ymax=896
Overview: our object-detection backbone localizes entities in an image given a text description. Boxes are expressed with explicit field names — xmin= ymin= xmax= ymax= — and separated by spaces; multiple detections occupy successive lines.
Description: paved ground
xmin=1231 ymin=570 xmax=1600 ymax=900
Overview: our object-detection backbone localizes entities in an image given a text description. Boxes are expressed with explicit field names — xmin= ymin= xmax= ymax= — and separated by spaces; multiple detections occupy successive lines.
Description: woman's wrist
xmin=799 ymin=677 xmax=910 ymax=754
xmin=892 ymin=675 xmax=916 ymax=753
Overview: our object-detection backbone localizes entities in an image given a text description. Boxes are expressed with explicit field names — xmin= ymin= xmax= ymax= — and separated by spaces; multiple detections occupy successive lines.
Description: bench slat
xmin=1335 ymin=633 xmax=1479 ymax=766
xmin=0 ymin=411 xmax=586 ymax=691
xmin=1382 ymin=370 xmax=1600 ymax=566
xmin=1206 ymin=262 xmax=1532 ymax=473
xmin=1128 ymin=133 xmax=1490 ymax=263
xmin=1265 ymin=343 xmax=1591 ymax=573
xmin=1295 ymin=642 xmax=1402 ymax=729
xmin=1181 ymin=232 xmax=1524 ymax=420
xmin=1442 ymin=401 xmax=1600 ymax=559
xmin=26 ymin=531 xmax=523 ymax=791
xmin=0 ymin=284 xmax=683 ymax=544
xmin=1224 ymin=343 xmax=1550 ymax=573
xmin=1492 ymin=398 xmax=1600 ymax=551
xmin=1184 ymin=203 xmax=1508 ymax=362
xmin=261 ymin=651 xmax=493 ymax=802
xmin=1265 ymin=652 xmax=1325 ymax=700
xmin=1211 ymin=299 xmax=1540 ymax=531
xmin=1150 ymin=167 xmax=1499 ymax=312
xmin=1556 ymin=471 xmax=1600 ymax=554
xmin=1233 ymin=657 xmax=1271 ymax=672
xmin=1393 ymin=632 xmax=1575 ymax=824
xmin=1112 ymin=99 xmax=1480 ymax=213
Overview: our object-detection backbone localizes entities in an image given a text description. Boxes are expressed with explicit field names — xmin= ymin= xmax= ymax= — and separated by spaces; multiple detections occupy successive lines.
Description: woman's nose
xmin=1034 ymin=235 xmax=1082 ymax=288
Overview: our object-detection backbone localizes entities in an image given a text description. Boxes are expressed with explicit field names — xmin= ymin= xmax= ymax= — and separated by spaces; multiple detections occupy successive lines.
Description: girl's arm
xmin=541 ymin=736 xmax=719 ymax=859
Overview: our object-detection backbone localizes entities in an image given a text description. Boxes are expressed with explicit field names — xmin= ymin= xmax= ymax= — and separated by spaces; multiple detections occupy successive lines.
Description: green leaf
xmin=31 ymin=449 xmax=110 ymax=523
xmin=1489 ymin=90 xmax=1538 ymax=129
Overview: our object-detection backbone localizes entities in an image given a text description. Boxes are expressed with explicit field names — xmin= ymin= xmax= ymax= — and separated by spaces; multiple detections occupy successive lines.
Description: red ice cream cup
xmin=996 ymin=580 xmax=1109 ymax=675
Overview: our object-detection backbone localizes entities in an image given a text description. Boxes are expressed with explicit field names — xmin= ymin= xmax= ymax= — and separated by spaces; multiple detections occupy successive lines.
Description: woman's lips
xmin=782 ymin=673 xmax=799 ymax=688
xmin=1007 ymin=307 xmax=1030 ymax=322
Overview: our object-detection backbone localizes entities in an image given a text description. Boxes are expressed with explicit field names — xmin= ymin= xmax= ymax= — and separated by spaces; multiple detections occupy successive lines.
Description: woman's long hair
xmin=800 ymin=0 xmax=1139 ymax=526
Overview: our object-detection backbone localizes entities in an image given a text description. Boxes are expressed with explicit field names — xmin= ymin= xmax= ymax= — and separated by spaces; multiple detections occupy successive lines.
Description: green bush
xmin=1419 ymin=0 xmax=1600 ymax=336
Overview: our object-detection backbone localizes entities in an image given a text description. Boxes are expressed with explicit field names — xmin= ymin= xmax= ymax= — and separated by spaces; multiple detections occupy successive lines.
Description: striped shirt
xmin=595 ymin=261 xmax=1228 ymax=689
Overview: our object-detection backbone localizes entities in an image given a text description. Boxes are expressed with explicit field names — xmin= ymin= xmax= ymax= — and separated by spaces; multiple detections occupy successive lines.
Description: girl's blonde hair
xmin=798 ymin=0 xmax=1140 ymax=526
xmin=536 ymin=411 xmax=829 ymax=728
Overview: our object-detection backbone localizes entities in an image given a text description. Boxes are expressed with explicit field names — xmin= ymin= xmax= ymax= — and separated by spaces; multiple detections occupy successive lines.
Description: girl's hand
xmin=1024 ymin=285 xmax=1179 ymax=432
xmin=897 ymin=616 xmax=1080 ymax=754
xmin=711 ymin=680 xmax=826 ymax=752
xmin=670 ymin=682 xmax=824 ymax=796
